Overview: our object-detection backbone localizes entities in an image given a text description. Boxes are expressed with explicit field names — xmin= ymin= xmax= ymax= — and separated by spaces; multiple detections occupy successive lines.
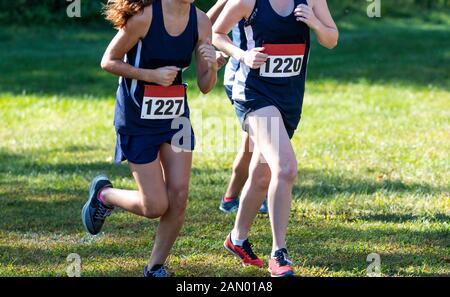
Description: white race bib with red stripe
xmin=141 ymin=85 xmax=185 ymax=120
xmin=260 ymin=44 xmax=306 ymax=78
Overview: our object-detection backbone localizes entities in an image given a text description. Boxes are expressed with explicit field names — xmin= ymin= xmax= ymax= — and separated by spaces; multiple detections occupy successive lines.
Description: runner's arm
xmin=101 ymin=8 xmax=179 ymax=86
xmin=212 ymin=0 xmax=253 ymax=61
xmin=196 ymin=10 xmax=218 ymax=94
xmin=207 ymin=0 xmax=228 ymax=25
xmin=207 ymin=1 xmax=230 ymax=70
xmin=213 ymin=0 xmax=267 ymax=69
xmin=295 ymin=0 xmax=338 ymax=49
xmin=101 ymin=10 xmax=151 ymax=80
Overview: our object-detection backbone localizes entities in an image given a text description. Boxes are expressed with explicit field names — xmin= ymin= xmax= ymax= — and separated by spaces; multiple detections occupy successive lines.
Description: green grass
xmin=0 ymin=16 xmax=449 ymax=276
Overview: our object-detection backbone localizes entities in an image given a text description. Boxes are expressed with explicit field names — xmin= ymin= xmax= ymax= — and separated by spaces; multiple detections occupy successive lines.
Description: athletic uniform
xmin=220 ymin=22 xmax=269 ymax=215
xmin=232 ymin=0 xmax=310 ymax=138
xmin=114 ymin=0 xmax=198 ymax=164
xmin=224 ymin=21 xmax=247 ymax=102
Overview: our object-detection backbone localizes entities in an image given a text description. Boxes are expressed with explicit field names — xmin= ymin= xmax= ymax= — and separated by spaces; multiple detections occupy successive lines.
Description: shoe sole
xmin=221 ymin=207 xmax=265 ymax=214
xmin=219 ymin=205 xmax=238 ymax=213
xmin=268 ymin=268 xmax=295 ymax=277
xmin=81 ymin=175 xmax=109 ymax=235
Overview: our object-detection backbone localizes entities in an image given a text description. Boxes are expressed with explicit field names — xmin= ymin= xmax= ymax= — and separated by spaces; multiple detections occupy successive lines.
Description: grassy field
xmin=0 ymin=15 xmax=449 ymax=276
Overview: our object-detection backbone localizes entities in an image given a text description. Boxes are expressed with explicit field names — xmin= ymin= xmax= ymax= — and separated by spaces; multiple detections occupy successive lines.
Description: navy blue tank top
xmin=233 ymin=0 xmax=310 ymax=133
xmin=114 ymin=0 xmax=198 ymax=135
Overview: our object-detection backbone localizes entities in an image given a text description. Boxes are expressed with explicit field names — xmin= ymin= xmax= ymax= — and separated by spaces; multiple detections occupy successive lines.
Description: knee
xmin=275 ymin=161 xmax=298 ymax=184
xmin=141 ymin=194 xmax=168 ymax=219
xmin=167 ymin=184 xmax=189 ymax=215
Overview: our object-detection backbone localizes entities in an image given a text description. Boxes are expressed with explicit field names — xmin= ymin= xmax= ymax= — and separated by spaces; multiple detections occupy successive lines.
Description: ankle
xmin=272 ymin=247 xmax=287 ymax=257
xmin=231 ymin=229 xmax=247 ymax=246
xmin=149 ymin=264 xmax=164 ymax=271
xmin=98 ymin=187 xmax=113 ymax=208
xmin=223 ymin=195 xmax=238 ymax=202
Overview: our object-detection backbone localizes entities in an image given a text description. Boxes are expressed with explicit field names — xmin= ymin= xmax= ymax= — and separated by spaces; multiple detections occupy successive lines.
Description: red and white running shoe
xmin=268 ymin=248 xmax=295 ymax=277
xmin=223 ymin=233 xmax=264 ymax=268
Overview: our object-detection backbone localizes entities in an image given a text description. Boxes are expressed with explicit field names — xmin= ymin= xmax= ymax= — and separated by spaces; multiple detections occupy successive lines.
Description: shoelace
xmin=274 ymin=251 xmax=289 ymax=266
xmin=241 ymin=240 xmax=258 ymax=260
xmin=94 ymin=203 xmax=113 ymax=220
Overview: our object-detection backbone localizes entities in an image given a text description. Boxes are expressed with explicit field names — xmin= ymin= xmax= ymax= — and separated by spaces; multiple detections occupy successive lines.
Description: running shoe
xmin=220 ymin=197 xmax=268 ymax=214
xmin=144 ymin=265 xmax=170 ymax=277
xmin=82 ymin=175 xmax=114 ymax=235
xmin=223 ymin=233 xmax=263 ymax=267
xmin=268 ymin=248 xmax=294 ymax=277
xmin=219 ymin=196 xmax=239 ymax=213
xmin=258 ymin=199 xmax=268 ymax=214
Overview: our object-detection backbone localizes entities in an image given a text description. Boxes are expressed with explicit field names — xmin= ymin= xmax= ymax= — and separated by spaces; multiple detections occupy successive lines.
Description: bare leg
xmin=224 ymin=132 xmax=252 ymax=198
xmin=233 ymin=106 xmax=297 ymax=253
xmin=101 ymin=158 xmax=169 ymax=219
xmin=148 ymin=143 xmax=193 ymax=267
xmin=233 ymin=146 xmax=270 ymax=240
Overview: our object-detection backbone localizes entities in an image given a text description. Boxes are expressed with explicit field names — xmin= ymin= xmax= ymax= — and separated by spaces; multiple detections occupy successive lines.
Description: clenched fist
xmin=216 ymin=51 xmax=228 ymax=69
xmin=199 ymin=38 xmax=219 ymax=71
xmin=242 ymin=47 xmax=268 ymax=69
xmin=145 ymin=66 xmax=180 ymax=87
xmin=294 ymin=4 xmax=321 ymax=31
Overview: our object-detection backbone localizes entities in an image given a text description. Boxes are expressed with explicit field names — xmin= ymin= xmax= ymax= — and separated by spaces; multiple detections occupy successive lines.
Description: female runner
xmin=213 ymin=0 xmax=338 ymax=276
xmin=81 ymin=0 xmax=217 ymax=277
xmin=207 ymin=0 xmax=268 ymax=214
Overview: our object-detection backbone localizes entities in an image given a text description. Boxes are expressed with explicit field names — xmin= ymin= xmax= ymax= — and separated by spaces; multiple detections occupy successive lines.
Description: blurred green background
xmin=0 ymin=0 xmax=449 ymax=25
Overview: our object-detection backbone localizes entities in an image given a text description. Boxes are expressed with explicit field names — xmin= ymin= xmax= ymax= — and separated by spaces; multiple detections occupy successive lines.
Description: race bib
xmin=260 ymin=44 xmax=306 ymax=78
xmin=141 ymin=85 xmax=185 ymax=120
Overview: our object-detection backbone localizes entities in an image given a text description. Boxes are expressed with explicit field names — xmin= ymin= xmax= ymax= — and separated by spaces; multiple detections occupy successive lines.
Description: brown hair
xmin=104 ymin=0 xmax=154 ymax=29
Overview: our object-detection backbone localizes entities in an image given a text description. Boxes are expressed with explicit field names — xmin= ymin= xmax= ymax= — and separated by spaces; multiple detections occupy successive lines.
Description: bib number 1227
xmin=260 ymin=44 xmax=306 ymax=78
xmin=141 ymin=85 xmax=185 ymax=120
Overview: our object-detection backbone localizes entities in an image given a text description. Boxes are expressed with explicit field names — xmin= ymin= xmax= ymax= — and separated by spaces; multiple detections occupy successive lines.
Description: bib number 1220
xmin=141 ymin=85 xmax=185 ymax=120
xmin=260 ymin=44 xmax=306 ymax=78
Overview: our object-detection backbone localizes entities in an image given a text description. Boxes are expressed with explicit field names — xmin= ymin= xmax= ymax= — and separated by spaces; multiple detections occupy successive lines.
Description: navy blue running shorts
xmin=114 ymin=131 xmax=195 ymax=165
xmin=234 ymin=103 xmax=296 ymax=140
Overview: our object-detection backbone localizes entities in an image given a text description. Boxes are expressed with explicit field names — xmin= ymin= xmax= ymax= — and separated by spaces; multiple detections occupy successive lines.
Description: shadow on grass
xmin=0 ymin=20 xmax=448 ymax=99
xmin=0 ymin=149 xmax=448 ymax=234
xmin=0 ymin=225 xmax=448 ymax=276
xmin=356 ymin=213 xmax=450 ymax=223
xmin=191 ymin=167 xmax=446 ymax=200
xmin=0 ymin=144 xmax=448 ymax=276
xmin=0 ymin=146 xmax=129 ymax=177
xmin=293 ymin=174 xmax=442 ymax=200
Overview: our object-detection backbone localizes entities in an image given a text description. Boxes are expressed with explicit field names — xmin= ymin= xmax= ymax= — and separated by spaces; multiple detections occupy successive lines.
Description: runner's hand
xmin=216 ymin=51 xmax=228 ymax=69
xmin=199 ymin=38 xmax=219 ymax=71
xmin=294 ymin=4 xmax=321 ymax=30
xmin=242 ymin=47 xmax=268 ymax=69
xmin=146 ymin=66 xmax=179 ymax=87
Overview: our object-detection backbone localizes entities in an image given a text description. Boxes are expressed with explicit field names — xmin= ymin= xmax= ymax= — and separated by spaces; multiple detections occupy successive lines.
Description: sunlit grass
xmin=0 ymin=18 xmax=449 ymax=276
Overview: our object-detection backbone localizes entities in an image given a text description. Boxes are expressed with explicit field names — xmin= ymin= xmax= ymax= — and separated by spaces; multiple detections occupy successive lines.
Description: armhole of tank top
xmin=193 ymin=6 xmax=199 ymax=46
xmin=128 ymin=4 xmax=154 ymax=108
xmin=244 ymin=0 xmax=258 ymax=27
xmin=141 ymin=3 xmax=155 ymax=41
